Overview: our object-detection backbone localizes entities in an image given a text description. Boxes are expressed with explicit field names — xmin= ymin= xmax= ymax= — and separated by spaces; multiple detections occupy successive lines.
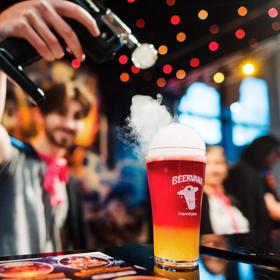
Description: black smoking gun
xmin=0 ymin=0 xmax=157 ymax=105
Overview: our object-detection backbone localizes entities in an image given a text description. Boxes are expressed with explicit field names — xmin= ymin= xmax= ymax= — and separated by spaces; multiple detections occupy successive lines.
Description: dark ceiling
xmin=97 ymin=0 xmax=280 ymax=123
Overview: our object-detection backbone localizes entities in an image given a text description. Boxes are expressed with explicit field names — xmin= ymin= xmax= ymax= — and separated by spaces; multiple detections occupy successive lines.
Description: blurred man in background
xmin=0 ymin=0 xmax=99 ymax=256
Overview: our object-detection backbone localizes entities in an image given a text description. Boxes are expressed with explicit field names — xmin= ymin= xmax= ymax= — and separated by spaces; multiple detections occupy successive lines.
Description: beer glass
xmin=146 ymin=123 xmax=206 ymax=270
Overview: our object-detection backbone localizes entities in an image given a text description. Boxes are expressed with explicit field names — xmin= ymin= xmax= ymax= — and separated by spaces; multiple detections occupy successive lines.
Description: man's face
xmin=43 ymin=100 xmax=86 ymax=148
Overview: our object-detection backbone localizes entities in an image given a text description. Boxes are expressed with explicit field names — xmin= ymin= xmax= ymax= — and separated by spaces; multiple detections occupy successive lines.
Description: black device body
xmin=0 ymin=0 xmax=124 ymax=105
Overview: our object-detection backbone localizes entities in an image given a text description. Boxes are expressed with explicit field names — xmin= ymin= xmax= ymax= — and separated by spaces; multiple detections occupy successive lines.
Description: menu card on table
xmin=0 ymin=251 xmax=150 ymax=280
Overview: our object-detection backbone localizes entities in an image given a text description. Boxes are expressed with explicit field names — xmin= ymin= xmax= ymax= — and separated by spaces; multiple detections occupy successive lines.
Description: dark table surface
xmin=2 ymin=230 xmax=280 ymax=279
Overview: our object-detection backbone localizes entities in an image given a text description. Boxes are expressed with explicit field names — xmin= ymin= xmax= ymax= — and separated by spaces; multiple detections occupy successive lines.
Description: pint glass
xmin=146 ymin=123 xmax=206 ymax=270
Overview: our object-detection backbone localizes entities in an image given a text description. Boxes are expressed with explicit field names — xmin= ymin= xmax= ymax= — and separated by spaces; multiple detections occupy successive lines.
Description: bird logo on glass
xmin=177 ymin=185 xmax=198 ymax=210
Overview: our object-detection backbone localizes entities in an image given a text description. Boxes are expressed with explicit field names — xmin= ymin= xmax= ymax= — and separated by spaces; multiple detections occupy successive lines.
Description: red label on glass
xmin=147 ymin=160 xmax=205 ymax=228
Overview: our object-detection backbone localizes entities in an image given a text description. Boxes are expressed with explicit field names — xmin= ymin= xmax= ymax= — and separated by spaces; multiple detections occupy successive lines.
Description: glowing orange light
xmin=119 ymin=55 xmax=128 ymax=65
xmin=198 ymin=10 xmax=208 ymax=20
xmin=237 ymin=6 xmax=248 ymax=16
xmin=190 ymin=58 xmax=200 ymax=68
xmin=136 ymin=18 xmax=145 ymax=29
xmin=235 ymin=28 xmax=246 ymax=39
xmin=157 ymin=77 xmax=167 ymax=87
xmin=163 ymin=64 xmax=173 ymax=74
xmin=166 ymin=0 xmax=176 ymax=6
xmin=209 ymin=24 xmax=220 ymax=34
xmin=158 ymin=45 xmax=168 ymax=55
xmin=170 ymin=15 xmax=181 ymax=25
xmin=176 ymin=32 xmax=186 ymax=42
xmin=120 ymin=72 xmax=130 ymax=82
xmin=268 ymin=8 xmax=278 ymax=18
xmin=176 ymin=69 xmax=186 ymax=80
xmin=272 ymin=21 xmax=280 ymax=31
xmin=131 ymin=65 xmax=140 ymax=74
xmin=208 ymin=41 xmax=219 ymax=52
xmin=71 ymin=59 xmax=81 ymax=69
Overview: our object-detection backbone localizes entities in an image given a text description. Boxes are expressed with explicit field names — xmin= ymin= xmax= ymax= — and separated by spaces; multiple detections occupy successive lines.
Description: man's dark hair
xmin=39 ymin=82 xmax=94 ymax=117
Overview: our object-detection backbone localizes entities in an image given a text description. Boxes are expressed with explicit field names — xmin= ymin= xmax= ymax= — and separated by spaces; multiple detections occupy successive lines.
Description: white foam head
xmin=147 ymin=123 xmax=206 ymax=161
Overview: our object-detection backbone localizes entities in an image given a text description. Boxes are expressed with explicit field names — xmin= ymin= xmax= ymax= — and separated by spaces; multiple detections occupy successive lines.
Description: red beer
xmin=146 ymin=123 xmax=205 ymax=270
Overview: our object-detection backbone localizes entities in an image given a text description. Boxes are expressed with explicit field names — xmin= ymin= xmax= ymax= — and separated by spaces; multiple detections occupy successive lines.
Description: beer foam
xmin=147 ymin=123 xmax=205 ymax=160
xmin=126 ymin=95 xmax=172 ymax=155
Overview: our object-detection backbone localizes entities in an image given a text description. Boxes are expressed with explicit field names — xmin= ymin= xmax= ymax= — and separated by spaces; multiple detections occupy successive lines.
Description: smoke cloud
xmin=118 ymin=94 xmax=173 ymax=158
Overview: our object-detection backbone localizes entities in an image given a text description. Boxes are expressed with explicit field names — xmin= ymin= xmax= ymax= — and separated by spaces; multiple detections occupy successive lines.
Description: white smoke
xmin=119 ymin=94 xmax=173 ymax=157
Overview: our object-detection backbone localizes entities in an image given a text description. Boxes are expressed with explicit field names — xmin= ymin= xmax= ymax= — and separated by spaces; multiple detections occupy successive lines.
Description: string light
xmin=176 ymin=69 xmax=186 ymax=79
xmin=235 ymin=28 xmax=246 ymax=39
xmin=157 ymin=77 xmax=167 ymax=87
xmin=190 ymin=57 xmax=200 ymax=68
xmin=136 ymin=19 xmax=145 ymax=29
xmin=272 ymin=21 xmax=280 ymax=31
xmin=176 ymin=32 xmax=186 ymax=42
xmin=166 ymin=0 xmax=176 ymax=6
xmin=268 ymin=8 xmax=278 ymax=18
xmin=120 ymin=72 xmax=130 ymax=82
xmin=163 ymin=64 xmax=173 ymax=74
xmin=208 ymin=41 xmax=219 ymax=52
xmin=158 ymin=45 xmax=168 ymax=55
xmin=198 ymin=10 xmax=208 ymax=20
xmin=118 ymin=55 xmax=128 ymax=65
xmin=209 ymin=24 xmax=220 ymax=34
xmin=213 ymin=72 xmax=224 ymax=83
xmin=237 ymin=6 xmax=248 ymax=16
xmin=131 ymin=65 xmax=140 ymax=74
xmin=170 ymin=15 xmax=181 ymax=25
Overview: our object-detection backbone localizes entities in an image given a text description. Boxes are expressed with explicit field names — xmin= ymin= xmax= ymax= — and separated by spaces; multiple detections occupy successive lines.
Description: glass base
xmin=154 ymin=256 xmax=198 ymax=271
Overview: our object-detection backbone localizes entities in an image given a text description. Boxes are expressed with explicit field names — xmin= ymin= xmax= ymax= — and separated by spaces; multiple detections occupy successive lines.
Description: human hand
xmin=0 ymin=0 xmax=100 ymax=62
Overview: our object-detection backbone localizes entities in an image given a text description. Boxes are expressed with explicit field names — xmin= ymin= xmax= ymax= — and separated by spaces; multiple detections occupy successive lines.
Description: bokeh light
xmin=272 ymin=21 xmax=280 ymax=31
xmin=235 ymin=28 xmax=246 ymax=39
xmin=166 ymin=0 xmax=176 ymax=6
xmin=118 ymin=54 xmax=128 ymax=65
xmin=176 ymin=32 xmax=186 ymax=42
xmin=157 ymin=77 xmax=167 ymax=87
xmin=242 ymin=63 xmax=255 ymax=76
xmin=190 ymin=57 xmax=200 ymax=68
xmin=127 ymin=0 xmax=135 ymax=3
xmin=163 ymin=64 xmax=173 ymax=74
xmin=136 ymin=18 xmax=145 ymax=29
xmin=237 ymin=6 xmax=248 ymax=16
xmin=170 ymin=15 xmax=181 ymax=25
xmin=71 ymin=59 xmax=81 ymax=69
xmin=208 ymin=41 xmax=219 ymax=52
xmin=209 ymin=24 xmax=220 ymax=34
xmin=213 ymin=72 xmax=224 ymax=84
xmin=120 ymin=72 xmax=130 ymax=82
xmin=131 ymin=65 xmax=140 ymax=74
xmin=158 ymin=45 xmax=168 ymax=55
xmin=198 ymin=10 xmax=208 ymax=20
xmin=268 ymin=8 xmax=278 ymax=18
xmin=176 ymin=69 xmax=186 ymax=79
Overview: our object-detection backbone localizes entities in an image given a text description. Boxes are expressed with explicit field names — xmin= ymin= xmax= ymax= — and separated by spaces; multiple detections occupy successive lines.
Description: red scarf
xmin=38 ymin=152 xmax=69 ymax=207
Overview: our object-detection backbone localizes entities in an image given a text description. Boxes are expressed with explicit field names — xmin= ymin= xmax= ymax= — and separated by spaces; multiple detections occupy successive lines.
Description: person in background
xmin=225 ymin=135 xmax=280 ymax=232
xmin=0 ymin=82 xmax=94 ymax=256
xmin=0 ymin=0 xmax=100 ymax=256
xmin=201 ymin=146 xmax=249 ymax=235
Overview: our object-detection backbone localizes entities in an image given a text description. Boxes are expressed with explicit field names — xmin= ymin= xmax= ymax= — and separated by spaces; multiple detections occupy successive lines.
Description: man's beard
xmin=45 ymin=127 xmax=76 ymax=149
